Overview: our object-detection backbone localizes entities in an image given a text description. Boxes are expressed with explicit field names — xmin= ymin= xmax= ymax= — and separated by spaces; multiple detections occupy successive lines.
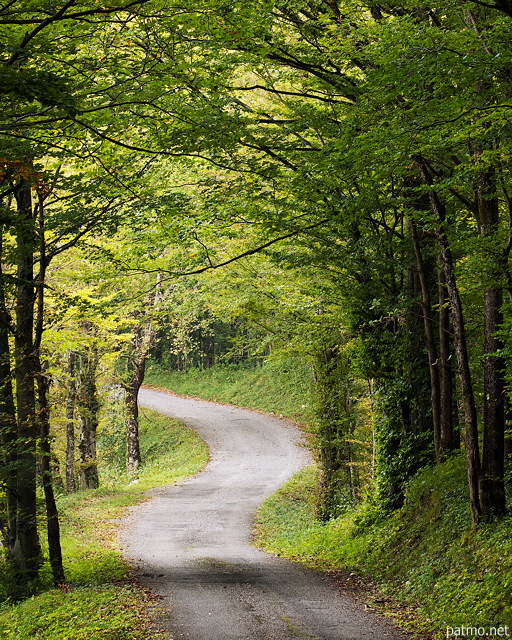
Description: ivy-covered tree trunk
xmin=65 ymin=351 xmax=77 ymax=493
xmin=314 ymin=340 xmax=357 ymax=521
xmin=77 ymin=348 xmax=100 ymax=490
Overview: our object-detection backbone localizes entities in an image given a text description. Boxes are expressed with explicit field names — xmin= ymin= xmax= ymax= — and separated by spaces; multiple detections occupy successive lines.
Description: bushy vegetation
xmin=0 ymin=409 xmax=208 ymax=638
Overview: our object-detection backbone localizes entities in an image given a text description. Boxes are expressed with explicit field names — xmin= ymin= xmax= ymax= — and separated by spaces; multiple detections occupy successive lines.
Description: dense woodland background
xmin=1 ymin=0 xmax=512 ymax=634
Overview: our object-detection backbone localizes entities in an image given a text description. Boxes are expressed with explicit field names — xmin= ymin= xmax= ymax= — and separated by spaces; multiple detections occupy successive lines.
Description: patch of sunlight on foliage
xmin=145 ymin=358 xmax=313 ymax=422
xmin=0 ymin=408 xmax=208 ymax=638
xmin=254 ymin=455 xmax=512 ymax=639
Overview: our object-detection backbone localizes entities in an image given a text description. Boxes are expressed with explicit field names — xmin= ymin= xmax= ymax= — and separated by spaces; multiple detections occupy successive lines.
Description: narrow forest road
xmin=120 ymin=388 xmax=411 ymax=640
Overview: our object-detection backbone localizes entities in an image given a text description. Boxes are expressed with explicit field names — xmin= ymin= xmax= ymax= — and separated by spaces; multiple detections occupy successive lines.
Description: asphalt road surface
xmin=120 ymin=388 xmax=411 ymax=640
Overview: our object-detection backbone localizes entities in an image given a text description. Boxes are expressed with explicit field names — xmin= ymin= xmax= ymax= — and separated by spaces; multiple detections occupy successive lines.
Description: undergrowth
xmin=254 ymin=456 xmax=512 ymax=639
xmin=0 ymin=408 xmax=209 ymax=639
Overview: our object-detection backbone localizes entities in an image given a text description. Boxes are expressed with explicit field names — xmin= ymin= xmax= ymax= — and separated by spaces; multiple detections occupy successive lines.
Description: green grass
xmin=0 ymin=585 xmax=152 ymax=640
xmin=145 ymin=358 xmax=313 ymax=422
xmin=254 ymin=456 xmax=512 ymax=639
xmin=0 ymin=408 xmax=209 ymax=639
xmin=254 ymin=466 xmax=370 ymax=569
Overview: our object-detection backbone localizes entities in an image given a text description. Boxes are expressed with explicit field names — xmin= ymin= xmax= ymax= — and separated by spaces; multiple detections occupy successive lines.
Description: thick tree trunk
xmin=478 ymin=170 xmax=507 ymax=519
xmin=65 ymin=351 xmax=77 ymax=493
xmin=77 ymin=348 xmax=100 ymax=490
xmin=13 ymin=178 xmax=41 ymax=579
xmin=314 ymin=342 xmax=357 ymax=521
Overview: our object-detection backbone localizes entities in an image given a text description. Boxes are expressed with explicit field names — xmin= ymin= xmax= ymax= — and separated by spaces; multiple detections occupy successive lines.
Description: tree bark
xmin=478 ymin=169 xmax=507 ymax=519
xmin=65 ymin=351 xmax=77 ymax=493
xmin=314 ymin=341 xmax=357 ymax=520
xmin=126 ymin=366 xmax=142 ymax=476
xmin=34 ymin=192 xmax=65 ymax=584
xmin=77 ymin=347 xmax=100 ymax=490
xmin=409 ymin=220 xmax=442 ymax=460
xmin=415 ymin=156 xmax=482 ymax=524
xmin=125 ymin=322 xmax=156 ymax=475
xmin=36 ymin=361 xmax=65 ymax=585
xmin=438 ymin=268 xmax=456 ymax=453
xmin=0 ymin=232 xmax=17 ymax=558
xmin=13 ymin=177 xmax=41 ymax=578
xmin=124 ymin=278 xmax=160 ymax=476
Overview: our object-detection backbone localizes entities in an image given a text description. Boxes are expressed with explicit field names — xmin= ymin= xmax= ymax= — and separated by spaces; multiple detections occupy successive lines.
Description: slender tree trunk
xmin=125 ymin=322 xmax=156 ymax=475
xmin=13 ymin=177 xmax=41 ymax=578
xmin=437 ymin=216 xmax=481 ymax=523
xmin=125 ymin=329 xmax=144 ymax=476
xmin=478 ymin=170 xmax=507 ymax=519
xmin=36 ymin=361 xmax=65 ymax=585
xmin=126 ymin=363 xmax=143 ymax=476
xmin=65 ymin=351 xmax=77 ymax=493
xmin=438 ymin=268 xmax=456 ymax=452
xmin=125 ymin=279 xmax=160 ymax=475
xmin=415 ymin=156 xmax=482 ymax=524
xmin=34 ymin=192 xmax=65 ymax=584
xmin=77 ymin=348 xmax=100 ymax=490
xmin=409 ymin=220 xmax=442 ymax=460
xmin=0 ymin=232 xmax=17 ymax=558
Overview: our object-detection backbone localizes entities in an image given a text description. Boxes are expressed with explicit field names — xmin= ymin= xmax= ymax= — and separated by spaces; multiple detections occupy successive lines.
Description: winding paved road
xmin=120 ymin=388 xmax=411 ymax=640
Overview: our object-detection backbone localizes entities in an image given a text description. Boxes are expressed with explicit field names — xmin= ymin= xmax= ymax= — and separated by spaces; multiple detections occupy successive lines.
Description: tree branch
xmin=125 ymin=218 xmax=331 ymax=280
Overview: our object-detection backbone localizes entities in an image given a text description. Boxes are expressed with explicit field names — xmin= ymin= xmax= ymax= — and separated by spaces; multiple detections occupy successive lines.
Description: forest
xmin=1 ymin=0 xmax=512 ymax=637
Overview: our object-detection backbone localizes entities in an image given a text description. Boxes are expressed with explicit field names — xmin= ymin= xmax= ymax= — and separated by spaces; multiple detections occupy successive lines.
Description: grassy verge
xmin=0 ymin=409 xmax=209 ymax=639
xmin=145 ymin=359 xmax=313 ymax=422
xmin=254 ymin=457 xmax=512 ymax=639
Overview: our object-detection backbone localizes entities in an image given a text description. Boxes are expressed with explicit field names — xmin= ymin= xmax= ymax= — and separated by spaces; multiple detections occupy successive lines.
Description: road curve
xmin=120 ymin=388 xmax=411 ymax=640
